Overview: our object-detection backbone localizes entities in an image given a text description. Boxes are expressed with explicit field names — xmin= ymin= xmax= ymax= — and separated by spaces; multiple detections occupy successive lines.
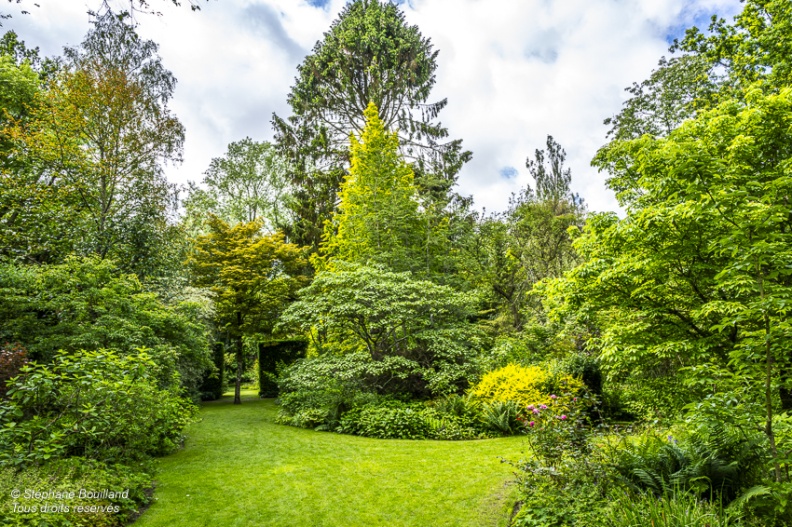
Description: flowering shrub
xmin=521 ymin=394 xmax=593 ymax=468
xmin=471 ymin=363 xmax=583 ymax=415
xmin=507 ymin=392 xmax=609 ymax=527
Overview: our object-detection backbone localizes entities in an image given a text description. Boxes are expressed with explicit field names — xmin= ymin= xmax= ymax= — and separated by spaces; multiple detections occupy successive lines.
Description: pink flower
xmin=560 ymin=415 xmax=568 ymax=420
xmin=550 ymin=394 xmax=557 ymax=399
xmin=532 ymin=409 xmax=540 ymax=415
xmin=573 ymin=397 xmax=578 ymax=402
xmin=529 ymin=421 xmax=535 ymax=427
xmin=527 ymin=405 xmax=535 ymax=411
xmin=540 ymin=404 xmax=548 ymax=410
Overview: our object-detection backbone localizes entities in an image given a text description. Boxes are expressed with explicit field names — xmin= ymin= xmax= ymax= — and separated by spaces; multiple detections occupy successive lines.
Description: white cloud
xmin=4 ymin=0 xmax=742 ymax=214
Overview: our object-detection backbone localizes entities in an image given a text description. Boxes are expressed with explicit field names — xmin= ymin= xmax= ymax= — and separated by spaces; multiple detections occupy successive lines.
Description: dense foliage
xmin=272 ymin=0 xmax=470 ymax=250
xmin=187 ymin=215 xmax=308 ymax=403
xmin=0 ymin=349 xmax=195 ymax=466
xmin=183 ymin=138 xmax=291 ymax=234
xmin=510 ymin=2 xmax=792 ymax=525
xmin=2 ymin=12 xmax=184 ymax=279
xmin=0 ymin=458 xmax=155 ymax=527
xmin=3 ymin=1 xmax=792 ymax=526
xmin=0 ymin=14 xmax=204 ymax=527
xmin=279 ymin=265 xmax=482 ymax=397
xmin=0 ymin=349 xmax=195 ymax=526
xmin=0 ymin=257 xmax=212 ymax=398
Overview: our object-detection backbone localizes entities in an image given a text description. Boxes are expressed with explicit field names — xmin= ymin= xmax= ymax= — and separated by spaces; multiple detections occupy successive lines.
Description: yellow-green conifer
xmin=318 ymin=102 xmax=423 ymax=272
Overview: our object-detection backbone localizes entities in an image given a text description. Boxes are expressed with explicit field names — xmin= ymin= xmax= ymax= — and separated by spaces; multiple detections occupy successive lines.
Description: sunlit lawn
xmin=133 ymin=390 xmax=529 ymax=527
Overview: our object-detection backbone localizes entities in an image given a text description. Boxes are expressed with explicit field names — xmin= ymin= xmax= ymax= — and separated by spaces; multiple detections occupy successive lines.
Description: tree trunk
xmin=234 ymin=311 xmax=243 ymax=405
xmin=758 ymin=267 xmax=784 ymax=482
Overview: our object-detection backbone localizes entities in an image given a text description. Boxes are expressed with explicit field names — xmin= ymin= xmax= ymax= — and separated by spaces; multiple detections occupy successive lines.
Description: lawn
xmin=133 ymin=390 xmax=530 ymax=527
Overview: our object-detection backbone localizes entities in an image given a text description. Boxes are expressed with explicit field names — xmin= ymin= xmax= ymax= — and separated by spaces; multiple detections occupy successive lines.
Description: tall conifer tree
xmin=319 ymin=102 xmax=422 ymax=274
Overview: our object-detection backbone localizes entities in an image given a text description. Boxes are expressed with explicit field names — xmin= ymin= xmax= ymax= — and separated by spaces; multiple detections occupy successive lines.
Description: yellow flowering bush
xmin=471 ymin=363 xmax=584 ymax=413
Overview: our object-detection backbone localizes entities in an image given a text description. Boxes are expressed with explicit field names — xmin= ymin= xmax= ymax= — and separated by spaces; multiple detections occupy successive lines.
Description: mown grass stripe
xmin=134 ymin=391 xmax=528 ymax=527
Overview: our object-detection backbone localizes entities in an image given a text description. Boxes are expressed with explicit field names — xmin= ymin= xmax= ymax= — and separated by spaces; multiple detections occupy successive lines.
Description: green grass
xmin=134 ymin=390 xmax=529 ymax=527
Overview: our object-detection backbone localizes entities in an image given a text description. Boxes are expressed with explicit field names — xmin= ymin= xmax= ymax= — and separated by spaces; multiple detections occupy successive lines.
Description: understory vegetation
xmin=1 ymin=1 xmax=792 ymax=526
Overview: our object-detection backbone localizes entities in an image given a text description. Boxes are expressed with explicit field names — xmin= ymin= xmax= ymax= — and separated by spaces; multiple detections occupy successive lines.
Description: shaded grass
xmin=134 ymin=390 xmax=529 ymax=527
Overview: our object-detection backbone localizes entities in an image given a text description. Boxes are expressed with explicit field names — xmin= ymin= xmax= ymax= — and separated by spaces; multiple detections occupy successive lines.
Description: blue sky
xmin=3 ymin=0 xmax=742 ymax=214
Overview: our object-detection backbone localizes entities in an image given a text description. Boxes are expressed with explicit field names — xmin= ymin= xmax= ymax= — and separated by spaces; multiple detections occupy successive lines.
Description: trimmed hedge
xmin=258 ymin=339 xmax=307 ymax=398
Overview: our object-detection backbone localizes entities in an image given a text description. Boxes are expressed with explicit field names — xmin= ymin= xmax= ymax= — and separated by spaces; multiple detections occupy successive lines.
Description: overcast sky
xmin=4 ymin=0 xmax=742 ymax=214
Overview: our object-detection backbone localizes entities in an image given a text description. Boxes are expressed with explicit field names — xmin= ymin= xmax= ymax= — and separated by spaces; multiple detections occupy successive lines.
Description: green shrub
xmin=0 ymin=349 xmax=196 ymax=466
xmin=512 ymin=479 xmax=605 ymax=527
xmin=276 ymin=353 xmax=416 ymax=429
xmin=0 ymin=458 xmax=153 ymax=527
xmin=563 ymin=353 xmax=602 ymax=395
xmin=278 ymin=265 xmax=484 ymax=398
xmin=507 ymin=394 xmax=615 ymax=526
xmin=432 ymin=393 xmax=482 ymax=420
xmin=424 ymin=413 xmax=481 ymax=440
xmin=338 ymin=401 xmax=432 ymax=439
xmin=605 ymin=431 xmax=767 ymax=504
xmin=335 ymin=398 xmax=485 ymax=441
xmin=0 ymin=258 xmax=213 ymax=400
xmin=427 ymin=394 xmax=485 ymax=439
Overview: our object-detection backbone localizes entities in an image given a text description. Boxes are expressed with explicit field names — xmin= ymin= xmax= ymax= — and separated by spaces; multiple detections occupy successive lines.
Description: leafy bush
xmin=563 ymin=353 xmax=602 ymax=395
xmin=512 ymin=479 xmax=605 ymax=527
xmin=338 ymin=400 xmax=484 ymax=440
xmin=472 ymin=363 xmax=583 ymax=412
xmin=276 ymin=354 xmax=374 ymax=429
xmin=604 ymin=434 xmax=764 ymax=503
xmin=0 ymin=257 xmax=212 ymax=399
xmin=423 ymin=412 xmax=481 ymax=440
xmin=432 ymin=393 xmax=482 ymax=421
xmin=508 ymin=410 xmax=777 ymax=527
xmin=276 ymin=353 xmax=418 ymax=429
xmin=507 ymin=393 xmax=620 ymax=526
xmin=339 ymin=401 xmax=432 ymax=439
xmin=0 ymin=349 xmax=196 ymax=466
xmin=0 ymin=458 xmax=153 ymax=527
xmin=0 ymin=343 xmax=27 ymax=399
xmin=278 ymin=265 xmax=484 ymax=398
xmin=424 ymin=394 xmax=487 ymax=439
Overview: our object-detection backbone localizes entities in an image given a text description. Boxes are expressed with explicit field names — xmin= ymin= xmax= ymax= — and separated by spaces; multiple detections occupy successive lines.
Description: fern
xmin=727 ymin=485 xmax=772 ymax=511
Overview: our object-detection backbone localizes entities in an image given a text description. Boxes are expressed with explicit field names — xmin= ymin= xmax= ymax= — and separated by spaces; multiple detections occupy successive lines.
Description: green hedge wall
xmin=258 ymin=339 xmax=307 ymax=398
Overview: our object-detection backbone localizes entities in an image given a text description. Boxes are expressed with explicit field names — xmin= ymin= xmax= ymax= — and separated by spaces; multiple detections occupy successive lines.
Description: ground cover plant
xmin=0 ymin=349 xmax=196 ymax=526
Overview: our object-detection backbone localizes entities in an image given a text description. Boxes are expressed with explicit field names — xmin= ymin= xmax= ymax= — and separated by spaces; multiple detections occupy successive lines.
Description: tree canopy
xmin=187 ymin=215 xmax=308 ymax=403
xmin=183 ymin=138 xmax=291 ymax=234
xmin=272 ymin=0 xmax=470 ymax=249
xmin=0 ymin=13 xmax=184 ymax=278
xmin=318 ymin=102 xmax=423 ymax=274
